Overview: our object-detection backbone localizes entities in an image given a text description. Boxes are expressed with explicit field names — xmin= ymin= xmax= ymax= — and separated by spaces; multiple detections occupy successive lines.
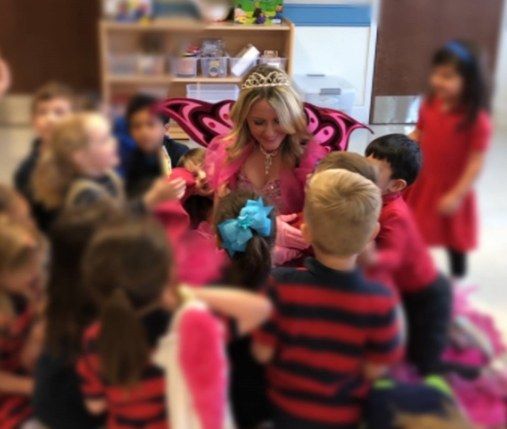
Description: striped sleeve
xmin=253 ymin=277 xmax=279 ymax=348
xmin=76 ymin=329 xmax=105 ymax=400
xmin=364 ymin=292 xmax=403 ymax=364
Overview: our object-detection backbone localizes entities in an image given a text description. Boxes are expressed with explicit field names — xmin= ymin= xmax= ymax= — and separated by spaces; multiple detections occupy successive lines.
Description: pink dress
xmin=205 ymin=136 xmax=326 ymax=215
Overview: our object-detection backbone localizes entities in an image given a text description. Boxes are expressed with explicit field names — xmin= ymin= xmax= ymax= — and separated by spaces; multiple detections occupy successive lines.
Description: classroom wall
xmin=285 ymin=1 xmax=374 ymax=122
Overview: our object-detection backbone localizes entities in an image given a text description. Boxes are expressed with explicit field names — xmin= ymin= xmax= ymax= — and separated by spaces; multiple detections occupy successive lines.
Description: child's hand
xmin=144 ymin=177 xmax=186 ymax=209
xmin=438 ymin=191 xmax=463 ymax=216
xmin=0 ymin=57 xmax=11 ymax=98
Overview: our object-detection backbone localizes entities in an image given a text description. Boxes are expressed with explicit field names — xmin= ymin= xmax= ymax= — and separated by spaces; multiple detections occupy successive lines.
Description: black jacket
xmin=125 ymin=137 xmax=189 ymax=198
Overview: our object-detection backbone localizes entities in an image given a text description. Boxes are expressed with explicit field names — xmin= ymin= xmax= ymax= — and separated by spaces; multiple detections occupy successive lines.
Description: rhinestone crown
xmin=241 ymin=70 xmax=291 ymax=90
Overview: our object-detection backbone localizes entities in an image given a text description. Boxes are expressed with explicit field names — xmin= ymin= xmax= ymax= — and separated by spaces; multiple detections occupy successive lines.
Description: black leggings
xmin=447 ymin=248 xmax=467 ymax=278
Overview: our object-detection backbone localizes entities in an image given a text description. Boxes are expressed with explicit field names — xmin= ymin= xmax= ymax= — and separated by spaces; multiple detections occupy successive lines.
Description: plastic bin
xmin=258 ymin=57 xmax=287 ymax=71
xmin=293 ymin=74 xmax=356 ymax=115
xmin=171 ymin=56 xmax=199 ymax=77
xmin=108 ymin=54 xmax=138 ymax=75
xmin=186 ymin=83 xmax=240 ymax=103
xmin=230 ymin=57 xmax=258 ymax=77
xmin=137 ymin=54 xmax=166 ymax=75
xmin=201 ymin=57 xmax=229 ymax=78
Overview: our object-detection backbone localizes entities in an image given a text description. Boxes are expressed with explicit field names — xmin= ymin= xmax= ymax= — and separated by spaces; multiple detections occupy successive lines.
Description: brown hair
xmin=32 ymin=113 xmax=100 ymax=209
xmin=31 ymin=81 xmax=75 ymax=114
xmin=83 ymin=218 xmax=172 ymax=386
xmin=45 ymin=202 xmax=125 ymax=361
xmin=226 ymin=64 xmax=310 ymax=167
xmin=214 ymin=190 xmax=275 ymax=290
xmin=316 ymin=152 xmax=378 ymax=184
xmin=305 ymin=169 xmax=381 ymax=256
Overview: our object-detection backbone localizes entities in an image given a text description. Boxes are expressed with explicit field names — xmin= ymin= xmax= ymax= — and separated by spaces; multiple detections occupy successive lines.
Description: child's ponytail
xmin=214 ymin=190 xmax=276 ymax=291
xmin=83 ymin=218 xmax=172 ymax=387
xmin=98 ymin=288 xmax=149 ymax=386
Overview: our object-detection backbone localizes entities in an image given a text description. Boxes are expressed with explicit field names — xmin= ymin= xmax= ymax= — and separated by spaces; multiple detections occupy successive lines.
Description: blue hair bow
xmin=218 ymin=198 xmax=273 ymax=256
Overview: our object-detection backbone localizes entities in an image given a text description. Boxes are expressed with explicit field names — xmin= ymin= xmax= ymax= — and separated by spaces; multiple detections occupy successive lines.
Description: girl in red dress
xmin=406 ymin=40 xmax=492 ymax=279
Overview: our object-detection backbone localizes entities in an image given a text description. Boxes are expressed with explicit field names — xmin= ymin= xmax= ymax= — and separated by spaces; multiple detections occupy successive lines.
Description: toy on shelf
xmin=201 ymin=39 xmax=228 ymax=78
xmin=102 ymin=0 xmax=153 ymax=22
xmin=234 ymin=0 xmax=283 ymax=25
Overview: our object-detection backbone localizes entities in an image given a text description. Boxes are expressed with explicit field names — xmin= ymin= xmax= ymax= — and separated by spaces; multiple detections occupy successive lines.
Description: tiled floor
xmin=1 ymin=123 xmax=506 ymax=332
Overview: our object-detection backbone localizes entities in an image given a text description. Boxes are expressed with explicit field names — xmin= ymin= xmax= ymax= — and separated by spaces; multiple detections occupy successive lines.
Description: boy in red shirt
xmin=364 ymin=134 xmax=452 ymax=375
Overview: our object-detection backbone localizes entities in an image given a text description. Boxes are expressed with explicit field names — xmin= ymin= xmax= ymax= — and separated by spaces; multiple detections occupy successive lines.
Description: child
xmin=77 ymin=218 xmax=272 ymax=429
xmin=32 ymin=112 xmax=186 ymax=217
xmin=125 ymin=94 xmax=189 ymax=198
xmin=364 ymin=134 xmax=452 ymax=375
xmin=214 ymin=190 xmax=275 ymax=428
xmin=0 ymin=219 xmax=47 ymax=428
xmin=13 ymin=82 xmax=75 ymax=231
xmin=315 ymin=151 xmax=378 ymax=182
xmin=406 ymin=40 xmax=492 ymax=279
xmin=253 ymin=169 xmax=402 ymax=429
xmin=176 ymin=148 xmax=214 ymax=228
xmin=33 ymin=203 xmax=123 ymax=429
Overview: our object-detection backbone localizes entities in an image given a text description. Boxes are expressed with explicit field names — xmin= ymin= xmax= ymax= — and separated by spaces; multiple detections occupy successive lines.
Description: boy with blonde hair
xmin=254 ymin=169 xmax=402 ymax=429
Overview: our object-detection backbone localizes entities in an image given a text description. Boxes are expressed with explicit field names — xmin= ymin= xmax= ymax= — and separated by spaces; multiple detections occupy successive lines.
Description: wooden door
xmin=371 ymin=0 xmax=504 ymax=123
xmin=0 ymin=0 xmax=101 ymax=93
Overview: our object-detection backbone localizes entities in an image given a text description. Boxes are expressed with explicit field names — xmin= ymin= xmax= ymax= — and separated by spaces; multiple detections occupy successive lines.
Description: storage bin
xmin=230 ymin=57 xmax=258 ymax=77
xmin=200 ymin=57 xmax=229 ymax=78
xmin=258 ymin=57 xmax=287 ymax=71
xmin=137 ymin=54 xmax=166 ymax=75
xmin=108 ymin=53 xmax=138 ymax=75
xmin=293 ymin=74 xmax=356 ymax=115
xmin=186 ymin=83 xmax=240 ymax=103
xmin=171 ymin=56 xmax=199 ymax=77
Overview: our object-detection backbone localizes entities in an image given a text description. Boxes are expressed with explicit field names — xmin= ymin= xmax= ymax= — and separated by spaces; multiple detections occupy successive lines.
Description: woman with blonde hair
xmin=205 ymin=65 xmax=322 ymax=263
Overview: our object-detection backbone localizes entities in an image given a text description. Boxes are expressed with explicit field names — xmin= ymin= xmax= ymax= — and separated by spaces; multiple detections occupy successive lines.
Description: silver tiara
xmin=241 ymin=71 xmax=291 ymax=90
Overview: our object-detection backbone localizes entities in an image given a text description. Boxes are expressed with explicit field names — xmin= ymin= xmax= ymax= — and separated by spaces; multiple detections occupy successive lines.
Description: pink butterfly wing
xmin=159 ymin=98 xmax=370 ymax=151
xmin=158 ymin=98 xmax=235 ymax=147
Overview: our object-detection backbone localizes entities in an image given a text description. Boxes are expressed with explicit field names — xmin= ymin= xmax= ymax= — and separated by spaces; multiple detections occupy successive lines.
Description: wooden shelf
xmin=101 ymin=19 xmax=293 ymax=32
xmin=106 ymin=74 xmax=242 ymax=84
xmin=100 ymin=18 xmax=295 ymax=139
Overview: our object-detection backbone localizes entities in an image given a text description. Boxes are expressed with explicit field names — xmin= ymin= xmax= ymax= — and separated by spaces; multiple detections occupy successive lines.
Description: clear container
xmin=293 ymin=74 xmax=356 ymax=115
xmin=258 ymin=57 xmax=287 ymax=71
xmin=230 ymin=57 xmax=258 ymax=77
xmin=171 ymin=56 xmax=199 ymax=77
xmin=186 ymin=83 xmax=240 ymax=103
xmin=108 ymin=53 xmax=138 ymax=75
xmin=200 ymin=57 xmax=229 ymax=78
xmin=137 ymin=54 xmax=166 ymax=75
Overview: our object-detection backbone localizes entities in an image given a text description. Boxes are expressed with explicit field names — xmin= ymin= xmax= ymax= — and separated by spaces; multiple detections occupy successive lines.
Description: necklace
xmin=259 ymin=145 xmax=279 ymax=176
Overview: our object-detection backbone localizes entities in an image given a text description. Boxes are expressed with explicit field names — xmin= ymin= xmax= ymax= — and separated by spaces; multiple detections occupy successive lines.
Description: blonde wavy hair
xmin=227 ymin=65 xmax=310 ymax=166
xmin=32 ymin=113 xmax=97 ymax=209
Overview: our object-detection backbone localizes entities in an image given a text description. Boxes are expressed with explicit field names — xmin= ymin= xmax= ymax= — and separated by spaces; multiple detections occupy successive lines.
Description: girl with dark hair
xmin=406 ymin=40 xmax=492 ymax=279
xmin=76 ymin=218 xmax=271 ymax=429
xmin=214 ymin=190 xmax=276 ymax=429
